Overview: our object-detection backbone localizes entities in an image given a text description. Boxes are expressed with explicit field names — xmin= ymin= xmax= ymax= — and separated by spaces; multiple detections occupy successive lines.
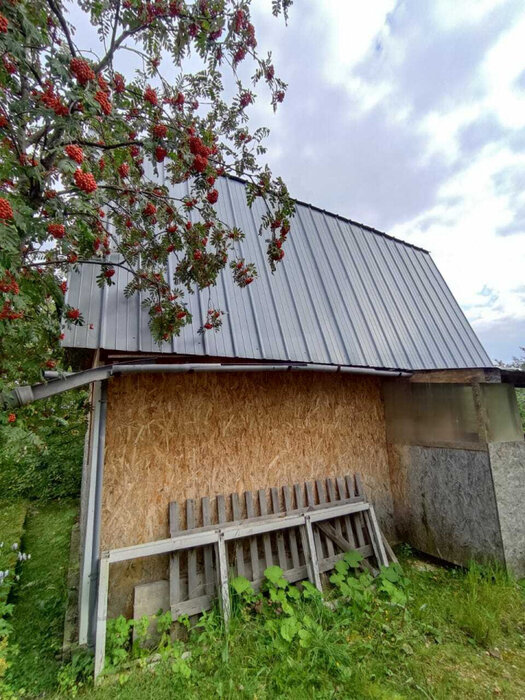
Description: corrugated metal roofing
xmin=63 ymin=175 xmax=492 ymax=371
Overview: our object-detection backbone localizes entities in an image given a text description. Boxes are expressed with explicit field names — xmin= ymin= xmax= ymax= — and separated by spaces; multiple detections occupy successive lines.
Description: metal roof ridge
xmin=222 ymin=174 xmax=430 ymax=255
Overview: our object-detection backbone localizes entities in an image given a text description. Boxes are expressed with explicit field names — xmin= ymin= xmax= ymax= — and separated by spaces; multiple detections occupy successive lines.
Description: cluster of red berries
xmin=0 ymin=114 xmax=7 ymax=128
xmin=0 ymin=13 xmax=8 ymax=34
xmin=103 ymin=267 xmax=115 ymax=279
xmin=231 ymin=259 xmax=255 ymax=287
xmin=118 ymin=162 xmax=129 ymax=178
xmin=155 ymin=146 xmax=167 ymax=162
xmin=113 ymin=73 xmax=125 ymax=94
xmin=202 ymin=308 xmax=222 ymax=331
xmin=152 ymin=123 xmax=168 ymax=139
xmin=239 ymin=91 xmax=253 ymax=109
xmin=0 ymin=299 xmax=23 ymax=320
xmin=143 ymin=202 xmax=157 ymax=217
xmin=65 ymin=144 xmax=84 ymax=163
xmin=69 ymin=57 xmax=95 ymax=86
xmin=47 ymin=223 xmax=65 ymax=239
xmin=59 ymin=281 xmax=67 ymax=293
xmin=0 ymin=271 xmax=19 ymax=294
xmin=7 ymin=413 xmax=16 ymax=423
xmin=74 ymin=169 xmax=97 ymax=193
xmin=66 ymin=307 xmax=81 ymax=321
xmin=39 ymin=84 xmax=69 ymax=117
xmin=95 ymin=90 xmax=112 ymax=115
xmin=207 ymin=189 xmax=219 ymax=204
xmin=3 ymin=54 xmax=16 ymax=75
xmin=144 ymin=86 xmax=158 ymax=106
xmin=0 ymin=197 xmax=13 ymax=220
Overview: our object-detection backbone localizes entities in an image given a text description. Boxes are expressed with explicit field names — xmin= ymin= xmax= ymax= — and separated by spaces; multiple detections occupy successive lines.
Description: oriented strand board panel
xmin=101 ymin=371 xmax=392 ymax=616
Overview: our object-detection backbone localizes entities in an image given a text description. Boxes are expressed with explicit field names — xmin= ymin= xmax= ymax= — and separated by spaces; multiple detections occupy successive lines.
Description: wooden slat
xmin=304 ymin=514 xmax=322 ymax=590
xmin=186 ymin=499 xmax=197 ymax=599
xmin=258 ymin=489 xmax=274 ymax=570
xmin=201 ymin=497 xmax=214 ymax=595
xmin=336 ymin=477 xmax=357 ymax=549
xmin=231 ymin=493 xmax=245 ymax=577
xmin=326 ymin=478 xmax=343 ymax=538
xmin=245 ymin=491 xmax=259 ymax=580
xmin=217 ymin=532 xmax=230 ymax=624
xmin=305 ymin=481 xmax=323 ymax=557
xmin=283 ymin=485 xmax=301 ymax=568
xmin=216 ymin=494 xmax=226 ymax=524
xmin=316 ymin=479 xmax=335 ymax=558
xmin=169 ymin=502 xmax=181 ymax=607
xmin=294 ymin=483 xmax=310 ymax=563
xmin=271 ymin=487 xmax=288 ymax=570
xmin=346 ymin=474 xmax=366 ymax=548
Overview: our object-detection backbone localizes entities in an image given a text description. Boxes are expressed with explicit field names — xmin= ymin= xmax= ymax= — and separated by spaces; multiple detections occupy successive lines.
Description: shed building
xmin=24 ymin=176 xmax=524 ymax=646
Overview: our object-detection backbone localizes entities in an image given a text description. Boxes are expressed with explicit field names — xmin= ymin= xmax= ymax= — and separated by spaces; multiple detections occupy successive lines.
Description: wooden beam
xmin=409 ymin=368 xmax=501 ymax=384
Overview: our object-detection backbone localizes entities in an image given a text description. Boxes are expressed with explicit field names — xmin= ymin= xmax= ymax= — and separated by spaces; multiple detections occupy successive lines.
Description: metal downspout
xmin=88 ymin=380 xmax=108 ymax=648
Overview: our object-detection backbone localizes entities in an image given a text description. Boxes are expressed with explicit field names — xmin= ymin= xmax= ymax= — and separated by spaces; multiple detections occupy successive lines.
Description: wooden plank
xmin=216 ymin=494 xmax=226 ymax=524
xmin=186 ymin=499 xmax=197 ymax=599
xmin=107 ymin=499 xmax=369 ymax=564
xmin=326 ymin=478 xmax=343 ymax=538
xmin=347 ymin=475 xmax=366 ymax=548
xmin=172 ymin=594 xmax=214 ymax=619
xmin=245 ymin=491 xmax=259 ymax=580
xmin=169 ymin=502 xmax=181 ymax=608
xmin=379 ymin=527 xmax=398 ymax=564
xmin=216 ymin=532 xmax=230 ymax=625
xmin=305 ymin=481 xmax=323 ymax=558
xmin=271 ymin=487 xmax=288 ymax=570
xmin=336 ymin=477 xmax=357 ymax=549
xmin=304 ymin=514 xmax=322 ymax=591
xmin=231 ymin=493 xmax=245 ymax=577
xmin=283 ymin=485 xmax=300 ymax=568
xmin=367 ymin=504 xmax=389 ymax=567
xmin=201 ymin=497 xmax=215 ymax=595
xmin=294 ymin=483 xmax=310 ymax=565
xmin=94 ymin=553 xmax=110 ymax=681
xmin=316 ymin=479 xmax=335 ymax=558
xmin=316 ymin=521 xmax=353 ymax=552
xmin=258 ymin=489 xmax=274 ymax=569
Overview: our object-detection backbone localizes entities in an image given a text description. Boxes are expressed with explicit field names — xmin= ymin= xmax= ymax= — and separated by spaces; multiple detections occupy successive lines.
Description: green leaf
xmin=343 ymin=550 xmax=364 ymax=568
xmin=264 ymin=565 xmax=284 ymax=585
xmin=231 ymin=576 xmax=253 ymax=595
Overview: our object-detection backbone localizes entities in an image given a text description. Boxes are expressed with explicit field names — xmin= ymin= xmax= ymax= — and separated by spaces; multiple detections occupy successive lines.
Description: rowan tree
xmin=0 ymin=0 xmax=294 ymax=379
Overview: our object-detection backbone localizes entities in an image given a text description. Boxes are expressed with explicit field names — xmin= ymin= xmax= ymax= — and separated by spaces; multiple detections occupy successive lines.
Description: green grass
xmin=64 ymin=554 xmax=524 ymax=700
xmin=1 ymin=502 xmax=524 ymax=699
xmin=0 ymin=501 xmax=28 ymax=604
xmin=5 ymin=500 xmax=78 ymax=696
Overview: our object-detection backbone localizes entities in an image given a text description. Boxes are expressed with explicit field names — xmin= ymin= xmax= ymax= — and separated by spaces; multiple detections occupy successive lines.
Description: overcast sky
xmin=70 ymin=0 xmax=525 ymax=362
xmin=247 ymin=0 xmax=525 ymax=362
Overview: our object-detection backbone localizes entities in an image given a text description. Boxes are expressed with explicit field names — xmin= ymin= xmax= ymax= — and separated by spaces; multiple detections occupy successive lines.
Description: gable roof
xmin=63 ymin=175 xmax=492 ymax=371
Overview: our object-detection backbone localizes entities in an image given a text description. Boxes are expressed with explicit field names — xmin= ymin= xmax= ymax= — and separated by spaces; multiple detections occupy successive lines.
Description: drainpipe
xmin=6 ymin=362 xmax=411 ymax=408
xmin=78 ymin=380 xmax=108 ymax=647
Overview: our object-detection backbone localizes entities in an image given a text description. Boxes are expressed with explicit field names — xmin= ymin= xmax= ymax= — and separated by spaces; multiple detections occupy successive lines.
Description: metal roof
xmin=63 ymin=175 xmax=492 ymax=371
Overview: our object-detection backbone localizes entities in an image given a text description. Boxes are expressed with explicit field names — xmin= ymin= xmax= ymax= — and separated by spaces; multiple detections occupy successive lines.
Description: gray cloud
xmin=474 ymin=315 xmax=525 ymax=362
xmin=458 ymin=113 xmax=507 ymax=156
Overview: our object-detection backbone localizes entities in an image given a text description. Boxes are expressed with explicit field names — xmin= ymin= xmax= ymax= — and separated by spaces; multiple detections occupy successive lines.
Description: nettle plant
xmin=0 ymin=0 xmax=294 ymax=353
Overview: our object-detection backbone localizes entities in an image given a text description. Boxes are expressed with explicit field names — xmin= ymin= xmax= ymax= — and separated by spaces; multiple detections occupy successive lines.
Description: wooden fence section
xmin=167 ymin=474 xmax=388 ymax=620
xmin=94 ymin=473 xmax=393 ymax=680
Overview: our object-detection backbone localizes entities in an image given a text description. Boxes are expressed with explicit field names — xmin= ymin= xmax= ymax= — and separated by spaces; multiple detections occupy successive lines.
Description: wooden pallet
xmin=167 ymin=474 xmax=389 ymax=620
xmin=94 ymin=473 xmax=391 ymax=680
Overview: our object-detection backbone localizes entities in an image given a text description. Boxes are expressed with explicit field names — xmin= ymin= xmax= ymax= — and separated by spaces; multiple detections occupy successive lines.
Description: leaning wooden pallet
xmin=94 ymin=474 xmax=392 ymax=680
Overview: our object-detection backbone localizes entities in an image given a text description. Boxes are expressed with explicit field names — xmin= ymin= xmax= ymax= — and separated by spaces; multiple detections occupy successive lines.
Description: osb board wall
xmin=101 ymin=371 xmax=392 ymax=617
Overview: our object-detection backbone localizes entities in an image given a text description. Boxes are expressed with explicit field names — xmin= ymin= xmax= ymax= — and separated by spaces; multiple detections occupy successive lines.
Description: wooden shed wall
xmin=100 ymin=371 xmax=392 ymax=616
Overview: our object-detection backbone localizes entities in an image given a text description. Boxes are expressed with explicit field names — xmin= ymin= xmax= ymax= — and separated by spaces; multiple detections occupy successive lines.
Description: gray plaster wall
xmin=489 ymin=441 xmax=525 ymax=577
xmin=389 ymin=444 xmax=505 ymax=567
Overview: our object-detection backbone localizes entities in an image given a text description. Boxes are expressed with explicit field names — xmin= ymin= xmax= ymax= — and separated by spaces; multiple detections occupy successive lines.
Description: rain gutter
xmin=7 ymin=362 xmax=411 ymax=407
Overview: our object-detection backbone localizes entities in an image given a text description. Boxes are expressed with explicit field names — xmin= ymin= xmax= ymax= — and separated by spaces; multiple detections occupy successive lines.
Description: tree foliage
xmin=0 ymin=0 xmax=293 ymax=489
xmin=0 ymin=0 xmax=294 ymax=360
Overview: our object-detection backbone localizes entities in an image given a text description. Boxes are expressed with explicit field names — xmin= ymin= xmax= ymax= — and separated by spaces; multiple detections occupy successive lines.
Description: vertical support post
xmin=367 ymin=505 xmax=389 ymax=567
xmin=78 ymin=381 xmax=101 ymax=646
xmin=94 ymin=552 xmax=110 ymax=682
xmin=216 ymin=531 xmax=230 ymax=625
xmin=304 ymin=514 xmax=322 ymax=591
